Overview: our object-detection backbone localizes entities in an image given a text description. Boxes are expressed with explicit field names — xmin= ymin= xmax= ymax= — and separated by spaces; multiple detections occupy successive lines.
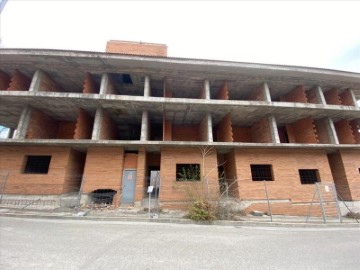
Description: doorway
xmin=121 ymin=169 xmax=137 ymax=204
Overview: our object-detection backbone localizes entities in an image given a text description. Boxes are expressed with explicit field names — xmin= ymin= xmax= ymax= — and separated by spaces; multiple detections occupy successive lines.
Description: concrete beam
xmin=268 ymin=114 xmax=280 ymax=143
xmin=203 ymin=79 xmax=210 ymax=100
xmin=91 ymin=107 xmax=103 ymax=140
xmin=315 ymin=86 xmax=326 ymax=105
xmin=207 ymin=113 xmax=213 ymax=142
xmin=348 ymin=89 xmax=359 ymax=108
xmin=144 ymin=76 xmax=150 ymax=97
xmin=29 ymin=69 xmax=43 ymax=92
xmin=140 ymin=111 xmax=149 ymax=141
xmin=14 ymin=106 xmax=32 ymax=139
xmin=99 ymin=74 xmax=109 ymax=95
xmin=326 ymin=117 xmax=339 ymax=144
xmin=262 ymin=82 xmax=272 ymax=102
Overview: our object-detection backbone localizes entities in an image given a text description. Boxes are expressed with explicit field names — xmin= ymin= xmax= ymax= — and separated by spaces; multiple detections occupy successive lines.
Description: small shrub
xmin=186 ymin=199 xmax=215 ymax=221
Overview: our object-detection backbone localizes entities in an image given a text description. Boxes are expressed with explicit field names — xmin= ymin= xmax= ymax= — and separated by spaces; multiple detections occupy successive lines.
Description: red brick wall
xmin=199 ymin=116 xmax=208 ymax=141
xmin=280 ymin=85 xmax=308 ymax=103
xmin=339 ymin=89 xmax=355 ymax=106
xmin=287 ymin=117 xmax=318 ymax=143
xmin=63 ymin=149 xmax=86 ymax=193
xmin=334 ymin=119 xmax=356 ymax=144
xmin=7 ymin=70 xmax=31 ymax=91
xmin=123 ymin=153 xmax=138 ymax=169
xmin=74 ymin=109 xmax=94 ymax=139
xmin=82 ymin=147 xmax=124 ymax=193
xmin=163 ymin=117 xmax=172 ymax=141
xmin=248 ymin=85 xmax=264 ymax=101
xmin=234 ymin=148 xmax=333 ymax=202
xmin=39 ymin=72 xmax=61 ymax=92
xmin=338 ymin=150 xmax=360 ymax=200
xmin=0 ymin=70 xmax=10 ymax=90
xmin=106 ymin=40 xmax=167 ymax=57
xmin=324 ymin=89 xmax=342 ymax=105
xmin=223 ymin=151 xmax=239 ymax=197
xmin=0 ymin=146 xmax=72 ymax=194
xmin=159 ymin=147 xmax=220 ymax=203
xmin=57 ymin=122 xmax=76 ymax=139
xmin=314 ymin=118 xmax=330 ymax=144
xmin=305 ymin=88 xmax=319 ymax=104
xmin=172 ymin=125 xmax=199 ymax=141
xmin=217 ymin=81 xmax=229 ymax=100
xmin=135 ymin=148 xmax=146 ymax=201
xmin=251 ymin=117 xmax=272 ymax=143
xmin=216 ymin=113 xmax=233 ymax=142
xmin=232 ymin=126 xmax=251 ymax=142
xmin=25 ymin=109 xmax=59 ymax=139
xmin=82 ymin=72 xmax=99 ymax=94
xmin=100 ymin=111 xmax=118 ymax=140
xmin=350 ymin=120 xmax=360 ymax=143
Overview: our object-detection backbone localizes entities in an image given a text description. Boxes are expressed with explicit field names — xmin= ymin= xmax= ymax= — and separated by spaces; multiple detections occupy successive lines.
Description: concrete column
xmin=207 ymin=113 xmax=213 ymax=142
xmin=91 ymin=107 xmax=104 ymax=140
xmin=203 ymin=79 xmax=211 ymax=100
xmin=144 ymin=76 xmax=150 ymax=97
xmin=315 ymin=86 xmax=326 ymax=105
xmin=15 ymin=106 xmax=32 ymax=139
xmin=29 ymin=69 xmax=43 ymax=92
xmin=262 ymin=82 xmax=272 ymax=102
xmin=6 ymin=128 xmax=15 ymax=139
xmin=348 ymin=89 xmax=359 ymax=108
xmin=140 ymin=111 xmax=149 ymax=141
xmin=326 ymin=117 xmax=339 ymax=144
xmin=99 ymin=74 xmax=109 ymax=95
xmin=268 ymin=114 xmax=280 ymax=143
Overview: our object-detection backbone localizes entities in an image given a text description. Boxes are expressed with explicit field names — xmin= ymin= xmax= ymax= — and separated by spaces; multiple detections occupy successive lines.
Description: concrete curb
xmin=1 ymin=212 xmax=359 ymax=228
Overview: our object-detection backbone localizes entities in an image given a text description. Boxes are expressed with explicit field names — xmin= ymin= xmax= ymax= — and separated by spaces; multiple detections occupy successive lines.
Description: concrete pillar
xmin=203 ymin=79 xmax=211 ymax=100
xmin=348 ymin=89 xmax=359 ymax=108
xmin=268 ymin=114 xmax=280 ymax=143
xmin=140 ymin=111 xmax=149 ymax=141
xmin=29 ymin=69 xmax=43 ymax=92
xmin=99 ymin=74 xmax=109 ymax=95
xmin=325 ymin=117 xmax=339 ymax=144
xmin=262 ymin=82 xmax=272 ymax=102
xmin=315 ymin=86 xmax=326 ymax=105
xmin=91 ymin=107 xmax=104 ymax=140
xmin=144 ymin=76 xmax=150 ymax=97
xmin=15 ymin=106 xmax=32 ymax=139
xmin=6 ymin=128 xmax=14 ymax=139
xmin=207 ymin=113 xmax=213 ymax=142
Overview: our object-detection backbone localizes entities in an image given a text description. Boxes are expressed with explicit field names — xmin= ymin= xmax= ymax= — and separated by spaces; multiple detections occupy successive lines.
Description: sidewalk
xmin=1 ymin=206 xmax=359 ymax=228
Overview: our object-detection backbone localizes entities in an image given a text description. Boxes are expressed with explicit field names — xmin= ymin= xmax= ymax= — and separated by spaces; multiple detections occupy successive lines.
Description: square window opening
xmin=251 ymin=164 xmax=273 ymax=181
xmin=176 ymin=164 xmax=200 ymax=181
xmin=299 ymin=169 xmax=320 ymax=184
xmin=23 ymin=156 xmax=51 ymax=174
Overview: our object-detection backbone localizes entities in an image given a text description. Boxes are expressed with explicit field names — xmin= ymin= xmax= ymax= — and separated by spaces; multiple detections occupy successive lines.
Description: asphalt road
xmin=0 ymin=217 xmax=359 ymax=270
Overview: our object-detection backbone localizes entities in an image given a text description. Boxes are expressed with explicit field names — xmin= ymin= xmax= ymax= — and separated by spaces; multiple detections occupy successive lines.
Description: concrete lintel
xmin=203 ymin=79 xmax=210 ymax=100
xmin=262 ymin=82 xmax=272 ymax=102
xmin=140 ymin=111 xmax=149 ymax=141
xmin=91 ymin=107 xmax=103 ymax=140
xmin=207 ymin=113 xmax=213 ymax=142
xmin=268 ymin=114 xmax=280 ymax=143
xmin=14 ymin=106 xmax=32 ymax=139
xmin=315 ymin=86 xmax=326 ymax=105
xmin=29 ymin=69 xmax=44 ymax=92
xmin=144 ymin=76 xmax=150 ymax=97
xmin=99 ymin=74 xmax=109 ymax=95
xmin=326 ymin=117 xmax=339 ymax=144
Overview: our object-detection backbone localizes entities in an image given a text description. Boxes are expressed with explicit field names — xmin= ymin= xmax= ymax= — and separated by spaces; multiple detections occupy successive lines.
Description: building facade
xmin=0 ymin=41 xmax=359 ymax=215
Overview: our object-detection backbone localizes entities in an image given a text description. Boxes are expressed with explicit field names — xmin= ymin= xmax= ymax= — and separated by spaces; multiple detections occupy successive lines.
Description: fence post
xmin=316 ymin=183 xmax=327 ymax=224
xmin=263 ymin=180 xmax=272 ymax=222
xmin=0 ymin=171 xmax=9 ymax=204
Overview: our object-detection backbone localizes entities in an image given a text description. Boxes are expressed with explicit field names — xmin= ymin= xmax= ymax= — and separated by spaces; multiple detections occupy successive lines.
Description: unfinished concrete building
xmin=0 ymin=40 xmax=359 ymax=215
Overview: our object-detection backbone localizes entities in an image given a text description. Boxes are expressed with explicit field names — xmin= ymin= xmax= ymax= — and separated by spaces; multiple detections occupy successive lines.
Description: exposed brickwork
xmin=233 ymin=148 xmax=334 ymax=203
xmin=25 ymin=109 xmax=59 ymax=139
xmin=99 ymin=110 xmax=118 ymax=140
xmin=172 ymin=125 xmax=199 ymax=141
xmin=159 ymin=147 xmax=220 ymax=203
xmin=63 ymin=149 xmax=86 ymax=193
xmin=199 ymin=116 xmax=208 ymax=141
xmin=82 ymin=72 xmax=99 ymax=94
xmin=280 ymin=85 xmax=308 ymax=103
xmin=223 ymin=151 xmax=239 ymax=197
xmin=135 ymin=148 xmax=146 ymax=202
xmin=74 ymin=109 xmax=94 ymax=139
xmin=324 ymin=89 xmax=342 ymax=105
xmin=82 ymin=147 xmax=124 ymax=194
xmin=350 ymin=120 xmax=360 ymax=143
xmin=216 ymin=113 xmax=233 ymax=142
xmin=305 ymin=88 xmax=319 ymax=104
xmin=334 ymin=119 xmax=356 ymax=144
xmin=7 ymin=69 xmax=31 ymax=91
xmin=314 ymin=118 xmax=330 ymax=144
xmin=39 ymin=71 xmax=61 ymax=92
xmin=123 ymin=153 xmax=138 ymax=169
xmin=286 ymin=117 xmax=318 ymax=143
xmin=57 ymin=122 xmax=76 ymax=139
xmin=106 ymin=40 xmax=167 ymax=57
xmin=0 ymin=146 xmax=79 ymax=194
xmin=232 ymin=126 xmax=251 ymax=142
xmin=248 ymin=85 xmax=264 ymax=101
xmin=0 ymin=69 xmax=11 ymax=90
xmin=216 ymin=81 xmax=229 ymax=100
xmin=163 ymin=117 xmax=172 ymax=141
xmin=250 ymin=117 xmax=272 ymax=143
xmin=338 ymin=150 xmax=360 ymax=200
xmin=339 ymin=89 xmax=355 ymax=106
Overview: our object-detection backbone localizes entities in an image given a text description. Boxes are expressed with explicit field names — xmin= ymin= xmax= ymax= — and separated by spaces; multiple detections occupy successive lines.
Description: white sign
xmin=324 ymin=185 xmax=329 ymax=192
xmin=147 ymin=186 xmax=154 ymax=193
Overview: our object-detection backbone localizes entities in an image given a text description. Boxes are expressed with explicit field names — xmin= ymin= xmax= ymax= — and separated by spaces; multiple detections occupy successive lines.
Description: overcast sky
xmin=1 ymin=0 xmax=360 ymax=73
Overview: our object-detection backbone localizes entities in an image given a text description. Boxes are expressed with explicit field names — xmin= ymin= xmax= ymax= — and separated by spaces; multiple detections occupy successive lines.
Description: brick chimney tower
xmin=105 ymin=40 xmax=167 ymax=57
